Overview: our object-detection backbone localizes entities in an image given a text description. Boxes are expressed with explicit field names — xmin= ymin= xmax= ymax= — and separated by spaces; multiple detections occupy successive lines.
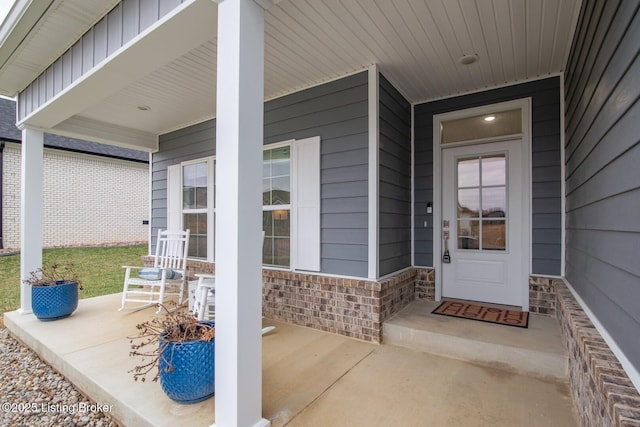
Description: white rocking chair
xmin=120 ymin=229 xmax=190 ymax=314
xmin=192 ymin=231 xmax=275 ymax=335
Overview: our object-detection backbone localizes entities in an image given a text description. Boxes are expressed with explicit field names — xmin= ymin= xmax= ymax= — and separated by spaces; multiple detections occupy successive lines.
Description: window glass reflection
xmin=482 ymin=156 xmax=506 ymax=186
xmin=184 ymin=213 xmax=207 ymax=258
xmin=457 ymin=220 xmax=479 ymax=250
xmin=458 ymin=189 xmax=480 ymax=218
xmin=482 ymin=220 xmax=506 ymax=250
xmin=457 ymin=158 xmax=479 ymax=188
xmin=455 ymin=153 xmax=508 ymax=251
xmin=482 ymin=187 xmax=506 ymax=217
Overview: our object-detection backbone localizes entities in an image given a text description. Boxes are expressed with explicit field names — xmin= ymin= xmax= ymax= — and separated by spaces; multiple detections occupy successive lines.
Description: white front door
xmin=441 ymin=139 xmax=524 ymax=307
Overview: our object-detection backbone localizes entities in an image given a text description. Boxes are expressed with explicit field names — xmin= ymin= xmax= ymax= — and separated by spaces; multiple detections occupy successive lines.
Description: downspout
xmin=0 ymin=141 xmax=4 ymax=249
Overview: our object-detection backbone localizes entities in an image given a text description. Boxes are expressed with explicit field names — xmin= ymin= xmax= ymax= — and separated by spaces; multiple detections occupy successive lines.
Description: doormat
xmin=432 ymin=300 xmax=529 ymax=328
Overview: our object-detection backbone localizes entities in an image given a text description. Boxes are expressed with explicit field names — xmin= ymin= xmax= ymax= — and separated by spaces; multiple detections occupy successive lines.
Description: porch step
xmin=383 ymin=300 xmax=568 ymax=381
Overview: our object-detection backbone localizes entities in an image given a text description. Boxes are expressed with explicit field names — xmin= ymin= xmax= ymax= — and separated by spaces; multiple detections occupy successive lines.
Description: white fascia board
xmin=17 ymin=0 xmax=216 ymax=131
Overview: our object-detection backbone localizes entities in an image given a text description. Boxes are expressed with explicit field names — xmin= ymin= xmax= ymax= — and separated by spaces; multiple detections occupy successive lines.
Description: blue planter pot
xmin=31 ymin=280 xmax=79 ymax=321
xmin=159 ymin=322 xmax=215 ymax=404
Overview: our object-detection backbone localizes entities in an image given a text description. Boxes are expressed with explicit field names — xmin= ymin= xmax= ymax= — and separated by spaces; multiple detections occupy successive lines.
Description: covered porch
xmin=4 ymin=293 xmax=577 ymax=426
xmin=2 ymin=0 xmax=640 ymax=426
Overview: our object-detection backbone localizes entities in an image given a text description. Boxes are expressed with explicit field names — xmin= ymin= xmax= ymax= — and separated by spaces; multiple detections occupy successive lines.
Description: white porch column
xmin=214 ymin=0 xmax=271 ymax=426
xmin=19 ymin=127 xmax=44 ymax=314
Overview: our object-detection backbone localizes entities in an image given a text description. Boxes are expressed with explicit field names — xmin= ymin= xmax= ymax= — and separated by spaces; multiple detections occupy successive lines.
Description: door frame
xmin=433 ymin=98 xmax=532 ymax=310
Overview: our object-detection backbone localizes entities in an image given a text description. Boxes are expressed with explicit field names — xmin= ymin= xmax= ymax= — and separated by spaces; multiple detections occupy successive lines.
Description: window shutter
xmin=293 ymin=136 xmax=320 ymax=271
xmin=167 ymin=164 xmax=181 ymax=232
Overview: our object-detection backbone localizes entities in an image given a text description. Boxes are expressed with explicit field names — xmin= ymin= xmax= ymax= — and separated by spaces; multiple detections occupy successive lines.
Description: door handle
xmin=442 ymin=230 xmax=451 ymax=264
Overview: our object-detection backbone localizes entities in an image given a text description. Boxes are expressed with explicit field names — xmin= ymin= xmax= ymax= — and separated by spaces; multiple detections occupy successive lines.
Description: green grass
xmin=0 ymin=245 xmax=147 ymax=319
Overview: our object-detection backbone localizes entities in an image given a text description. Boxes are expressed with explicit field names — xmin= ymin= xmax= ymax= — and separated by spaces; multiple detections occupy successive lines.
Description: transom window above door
xmin=441 ymin=108 xmax=522 ymax=144
xmin=456 ymin=154 xmax=507 ymax=251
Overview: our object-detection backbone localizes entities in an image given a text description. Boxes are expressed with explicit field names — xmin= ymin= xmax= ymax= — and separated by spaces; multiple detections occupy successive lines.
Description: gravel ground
xmin=0 ymin=328 xmax=119 ymax=427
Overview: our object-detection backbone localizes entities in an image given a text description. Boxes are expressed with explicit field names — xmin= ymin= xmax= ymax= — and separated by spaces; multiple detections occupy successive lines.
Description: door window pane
xmin=458 ymin=220 xmax=479 ymax=249
xmin=456 ymin=153 xmax=507 ymax=251
xmin=482 ymin=220 xmax=506 ymax=250
xmin=482 ymin=156 xmax=506 ymax=186
xmin=482 ymin=187 xmax=506 ymax=217
xmin=458 ymin=188 xmax=480 ymax=218
xmin=457 ymin=158 xmax=479 ymax=187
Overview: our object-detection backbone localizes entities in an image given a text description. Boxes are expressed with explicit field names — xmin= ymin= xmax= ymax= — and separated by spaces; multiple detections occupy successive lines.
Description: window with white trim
xmin=262 ymin=144 xmax=291 ymax=267
xmin=165 ymin=137 xmax=320 ymax=271
xmin=167 ymin=157 xmax=215 ymax=261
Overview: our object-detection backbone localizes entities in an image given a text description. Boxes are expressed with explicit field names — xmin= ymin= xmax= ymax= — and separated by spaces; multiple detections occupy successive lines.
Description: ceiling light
xmin=458 ymin=54 xmax=478 ymax=65
xmin=484 ymin=116 xmax=496 ymax=122
xmin=137 ymin=105 xmax=151 ymax=111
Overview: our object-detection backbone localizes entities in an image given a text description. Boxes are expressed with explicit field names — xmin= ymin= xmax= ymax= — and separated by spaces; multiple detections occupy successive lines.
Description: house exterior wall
xmin=151 ymin=119 xmax=216 ymax=246
xmin=413 ymin=77 xmax=563 ymax=275
xmin=378 ymin=74 xmax=412 ymax=276
xmin=563 ymin=0 xmax=640 ymax=377
xmin=1 ymin=142 xmax=149 ymax=249
xmin=266 ymin=72 xmax=369 ymax=277
xmin=17 ymin=0 xmax=188 ymax=121
xmin=152 ymin=72 xmax=369 ymax=277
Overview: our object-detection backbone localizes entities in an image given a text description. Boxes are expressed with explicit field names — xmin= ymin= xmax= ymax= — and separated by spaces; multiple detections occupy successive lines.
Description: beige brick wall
xmin=2 ymin=142 xmax=149 ymax=249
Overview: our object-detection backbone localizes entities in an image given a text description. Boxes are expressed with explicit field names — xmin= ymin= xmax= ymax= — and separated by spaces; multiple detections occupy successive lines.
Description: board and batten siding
xmin=18 ymin=0 xmax=187 ymax=121
xmin=414 ymin=77 xmax=562 ymax=275
xmin=378 ymin=74 xmax=412 ymax=276
xmin=564 ymin=0 xmax=640 ymax=372
xmin=151 ymin=72 xmax=369 ymax=277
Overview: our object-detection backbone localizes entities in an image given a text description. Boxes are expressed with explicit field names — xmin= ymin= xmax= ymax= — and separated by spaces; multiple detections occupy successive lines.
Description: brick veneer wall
xmin=529 ymin=276 xmax=560 ymax=317
xmin=262 ymin=268 xmax=416 ymax=343
xmin=414 ymin=267 xmax=435 ymax=300
xmin=555 ymin=281 xmax=640 ymax=427
xmin=2 ymin=143 xmax=149 ymax=249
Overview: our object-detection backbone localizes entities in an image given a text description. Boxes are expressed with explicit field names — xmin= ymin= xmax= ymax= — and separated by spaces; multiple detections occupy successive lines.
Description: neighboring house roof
xmin=0 ymin=97 xmax=148 ymax=163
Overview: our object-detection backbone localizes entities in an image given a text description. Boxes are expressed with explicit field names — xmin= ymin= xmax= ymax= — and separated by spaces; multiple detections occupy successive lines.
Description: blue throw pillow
xmin=137 ymin=267 xmax=181 ymax=280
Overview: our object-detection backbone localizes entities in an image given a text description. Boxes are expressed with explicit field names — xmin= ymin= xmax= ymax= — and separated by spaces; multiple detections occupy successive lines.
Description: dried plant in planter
xmin=24 ymin=263 xmax=83 ymax=289
xmin=128 ymin=304 xmax=215 ymax=383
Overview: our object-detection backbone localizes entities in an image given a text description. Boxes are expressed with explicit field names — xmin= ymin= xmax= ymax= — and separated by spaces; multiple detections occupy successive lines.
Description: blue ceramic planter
xmin=31 ymin=280 xmax=79 ymax=321
xmin=159 ymin=322 xmax=215 ymax=404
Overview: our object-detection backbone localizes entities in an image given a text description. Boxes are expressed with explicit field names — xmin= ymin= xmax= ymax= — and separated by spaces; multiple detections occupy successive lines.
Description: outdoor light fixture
xmin=458 ymin=54 xmax=478 ymax=65
xmin=484 ymin=115 xmax=496 ymax=122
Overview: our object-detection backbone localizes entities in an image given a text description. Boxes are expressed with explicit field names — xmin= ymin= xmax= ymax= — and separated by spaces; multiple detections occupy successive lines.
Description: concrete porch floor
xmin=5 ymin=294 xmax=578 ymax=426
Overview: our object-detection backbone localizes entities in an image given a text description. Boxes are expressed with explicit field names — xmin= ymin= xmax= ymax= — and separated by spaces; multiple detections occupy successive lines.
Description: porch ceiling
xmin=0 ymin=0 xmax=581 ymax=149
